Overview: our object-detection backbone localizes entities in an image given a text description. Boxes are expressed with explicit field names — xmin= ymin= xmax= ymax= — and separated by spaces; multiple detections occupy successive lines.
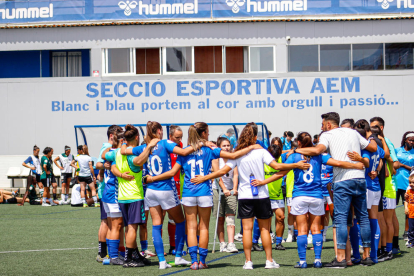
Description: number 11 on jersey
xmin=188 ymin=159 xmax=204 ymax=179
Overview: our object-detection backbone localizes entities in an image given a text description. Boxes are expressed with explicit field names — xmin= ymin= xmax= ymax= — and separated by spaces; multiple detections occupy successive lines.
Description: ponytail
xmin=297 ymin=132 xmax=313 ymax=148
xmin=145 ymin=121 xmax=162 ymax=144
xmin=188 ymin=122 xmax=208 ymax=151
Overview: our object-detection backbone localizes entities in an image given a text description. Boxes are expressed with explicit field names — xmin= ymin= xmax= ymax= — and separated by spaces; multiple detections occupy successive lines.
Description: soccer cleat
xmin=83 ymin=203 xmax=88 ymax=208
xmin=175 ymin=257 xmax=191 ymax=266
xmin=285 ymin=234 xmax=293 ymax=243
xmin=123 ymin=259 xmax=145 ymax=268
xmin=95 ymin=202 xmax=100 ymax=207
xmin=132 ymin=251 xmax=151 ymax=266
xmin=294 ymin=262 xmax=308 ymax=268
xmin=377 ymin=252 xmax=386 ymax=262
xmin=198 ymin=261 xmax=208 ymax=269
xmin=314 ymin=261 xmax=322 ymax=268
xmin=403 ymin=231 xmax=408 ymax=241
xmin=220 ymin=242 xmax=227 ymax=252
xmin=234 ymin=233 xmax=243 ymax=242
xmin=144 ymin=250 xmax=156 ymax=258
xmin=383 ymin=251 xmax=393 ymax=261
xmin=190 ymin=262 xmax=199 ymax=270
xmin=252 ymin=243 xmax=264 ymax=251
xmin=392 ymin=247 xmax=401 ymax=255
xmin=360 ymin=257 xmax=375 ymax=266
xmin=351 ymin=257 xmax=361 ymax=265
xmin=50 ymin=201 xmax=57 ymax=206
xmin=42 ymin=203 xmax=51 ymax=207
xmin=159 ymin=260 xmax=172 ymax=270
xmin=265 ymin=259 xmax=280 ymax=269
xmin=243 ymin=261 xmax=253 ymax=270
xmin=225 ymin=242 xmax=238 ymax=253
xmin=324 ymin=258 xmax=347 ymax=269
xmin=110 ymin=257 xmax=124 ymax=265
xmin=274 ymin=243 xmax=286 ymax=250
xmin=406 ymin=243 xmax=413 ymax=248
xmin=96 ymin=255 xmax=108 ymax=263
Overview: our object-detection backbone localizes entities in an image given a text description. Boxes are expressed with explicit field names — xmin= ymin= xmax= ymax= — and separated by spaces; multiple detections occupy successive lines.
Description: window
xmin=385 ymin=43 xmax=414 ymax=70
xmin=225 ymin=46 xmax=248 ymax=73
xmin=320 ymin=44 xmax=351 ymax=71
xmin=353 ymin=44 xmax=383 ymax=70
xmin=107 ymin=48 xmax=132 ymax=74
xmin=165 ymin=47 xmax=193 ymax=73
xmin=51 ymin=51 xmax=82 ymax=77
xmin=249 ymin=46 xmax=275 ymax=72
xmin=136 ymin=48 xmax=160 ymax=74
xmin=0 ymin=50 xmax=41 ymax=78
xmin=194 ymin=46 xmax=222 ymax=73
xmin=288 ymin=45 xmax=318 ymax=72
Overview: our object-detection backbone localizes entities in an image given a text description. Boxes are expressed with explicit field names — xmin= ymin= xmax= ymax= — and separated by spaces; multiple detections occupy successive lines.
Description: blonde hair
xmin=188 ymin=122 xmax=208 ymax=151
xmin=82 ymin=145 xmax=90 ymax=156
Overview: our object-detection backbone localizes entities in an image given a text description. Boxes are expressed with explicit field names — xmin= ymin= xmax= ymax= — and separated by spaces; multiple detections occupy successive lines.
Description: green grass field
xmin=0 ymin=204 xmax=412 ymax=276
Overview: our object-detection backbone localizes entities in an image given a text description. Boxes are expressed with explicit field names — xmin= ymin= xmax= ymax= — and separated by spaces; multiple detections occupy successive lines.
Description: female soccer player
xmin=121 ymin=121 xmax=197 ymax=269
xmin=264 ymin=144 xmax=285 ymax=250
xmin=144 ymin=122 xmax=261 ymax=269
xmin=71 ymin=145 xmax=98 ymax=207
xmin=40 ymin=147 xmax=58 ymax=207
xmin=54 ymin=146 xmax=73 ymax=203
xmin=191 ymin=124 xmax=310 ymax=270
xmin=253 ymin=132 xmax=365 ymax=268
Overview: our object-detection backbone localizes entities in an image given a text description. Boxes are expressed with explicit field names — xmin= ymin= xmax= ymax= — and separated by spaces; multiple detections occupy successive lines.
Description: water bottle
xmin=250 ymin=173 xmax=258 ymax=196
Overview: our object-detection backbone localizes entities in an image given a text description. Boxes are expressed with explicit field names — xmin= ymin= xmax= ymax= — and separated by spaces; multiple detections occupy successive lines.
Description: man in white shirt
xmin=293 ymin=112 xmax=377 ymax=268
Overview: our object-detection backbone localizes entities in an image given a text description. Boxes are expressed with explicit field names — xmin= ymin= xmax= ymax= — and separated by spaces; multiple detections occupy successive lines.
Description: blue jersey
xmin=133 ymin=140 xmax=177 ymax=191
xmin=102 ymin=149 xmax=118 ymax=204
xmin=256 ymin=139 xmax=265 ymax=148
xmin=177 ymin=146 xmax=221 ymax=197
xmin=362 ymin=147 xmax=385 ymax=192
xmin=321 ymin=153 xmax=333 ymax=197
xmin=395 ymin=147 xmax=414 ymax=190
xmin=281 ymin=137 xmax=292 ymax=151
xmin=286 ymin=153 xmax=327 ymax=199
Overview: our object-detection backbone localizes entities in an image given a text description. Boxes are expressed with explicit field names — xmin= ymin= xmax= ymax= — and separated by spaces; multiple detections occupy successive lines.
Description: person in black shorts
xmin=22 ymin=145 xmax=44 ymax=197
xmin=40 ymin=147 xmax=58 ymax=206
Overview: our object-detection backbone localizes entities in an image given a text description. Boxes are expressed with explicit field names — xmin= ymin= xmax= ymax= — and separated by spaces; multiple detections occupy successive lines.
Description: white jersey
xmin=71 ymin=184 xmax=82 ymax=205
xmin=219 ymin=158 xmax=235 ymax=190
xmin=226 ymin=149 xmax=274 ymax=200
xmin=74 ymin=155 xmax=92 ymax=177
xmin=58 ymin=154 xmax=73 ymax=174
xmin=31 ymin=155 xmax=42 ymax=175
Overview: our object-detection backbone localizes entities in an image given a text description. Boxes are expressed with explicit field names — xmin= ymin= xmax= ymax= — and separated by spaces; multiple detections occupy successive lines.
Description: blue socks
xmin=175 ymin=221 xmax=186 ymax=258
xmin=294 ymin=229 xmax=298 ymax=238
xmin=350 ymin=219 xmax=361 ymax=260
xmin=369 ymin=219 xmax=380 ymax=261
xmin=107 ymin=239 xmax=120 ymax=259
xmin=276 ymin=236 xmax=283 ymax=245
xmin=253 ymin=219 xmax=260 ymax=243
xmin=199 ymin=247 xmax=208 ymax=264
xmin=140 ymin=240 xmax=148 ymax=251
xmin=189 ymin=246 xmax=198 ymax=264
xmin=312 ymin=234 xmax=323 ymax=260
xmin=297 ymin=235 xmax=307 ymax=261
xmin=153 ymin=224 xmax=165 ymax=262
xmin=386 ymin=243 xmax=393 ymax=253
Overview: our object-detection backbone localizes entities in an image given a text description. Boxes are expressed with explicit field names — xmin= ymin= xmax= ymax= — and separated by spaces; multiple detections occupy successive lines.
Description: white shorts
xmin=286 ymin=197 xmax=292 ymax=207
xmin=145 ymin=189 xmax=180 ymax=210
xmin=144 ymin=200 xmax=149 ymax=211
xmin=382 ymin=197 xmax=396 ymax=210
xmin=270 ymin=199 xmax=285 ymax=210
xmin=366 ymin=190 xmax=381 ymax=209
xmin=323 ymin=196 xmax=332 ymax=205
xmin=290 ymin=196 xmax=325 ymax=216
xmin=181 ymin=196 xmax=213 ymax=208
xmin=103 ymin=202 xmax=122 ymax=218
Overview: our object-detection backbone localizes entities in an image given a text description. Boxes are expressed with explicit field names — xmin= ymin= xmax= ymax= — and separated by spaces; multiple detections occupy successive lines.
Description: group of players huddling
xmin=89 ymin=112 xmax=410 ymax=270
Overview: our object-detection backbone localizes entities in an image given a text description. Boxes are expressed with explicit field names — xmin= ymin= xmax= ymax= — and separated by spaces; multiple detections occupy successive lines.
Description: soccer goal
xmin=74 ymin=123 xmax=270 ymax=159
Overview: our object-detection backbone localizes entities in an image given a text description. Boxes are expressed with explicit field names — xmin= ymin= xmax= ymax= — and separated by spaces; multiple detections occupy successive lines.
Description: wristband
xmin=122 ymin=143 xmax=127 ymax=146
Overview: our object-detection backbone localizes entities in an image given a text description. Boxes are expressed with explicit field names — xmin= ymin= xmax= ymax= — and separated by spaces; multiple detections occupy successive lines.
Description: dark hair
xmin=107 ymin=125 xmax=123 ymax=139
xmin=341 ymin=118 xmax=355 ymax=128
xmin=401 ymin=131 xmax=414 ymax=147
xmin=370 ymin=125 xmax=381 ymax=136
xmin=267 ymin=144 xmax=282 ymax=160
xmin=271 ymin=137 xmax=282 ymax=148
xmin=287 ymin=131 xmax=294 ymax=138
xmin=297 ymin=132 xmax=313 ymax=148
xmin=146 ymin=121 xmax=163 ymax=144
xmin=33 ymin=145 xmax=39 ymax=151
xmin=354 ymin=119 xmax=370 ymax=139
xmin=235 ymin=124 xmax=256 ymax=151
xmin=43 ymin=147 xmax=52 ymax=155
xmin=370 ymin=117 xmax=385 ymax=127
xmin=77 ymin=145 xmax=83 ymax=151
xmin=124 ymin=124 xmax=139 ymax=142
xmin=321 ymin=112 xmax=340 ymax=126
xmin=217 ymin=137 xmax=230 ymax=147
xmin=313 ymin=134 xmax=319 ymax=139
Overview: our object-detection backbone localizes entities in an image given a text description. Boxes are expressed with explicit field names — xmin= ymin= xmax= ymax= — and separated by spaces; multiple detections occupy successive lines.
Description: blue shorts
xmin=100 ymin=200 xmax=107 ymax=220
xmin=119 ymin=200 xmax=146 ymax=226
